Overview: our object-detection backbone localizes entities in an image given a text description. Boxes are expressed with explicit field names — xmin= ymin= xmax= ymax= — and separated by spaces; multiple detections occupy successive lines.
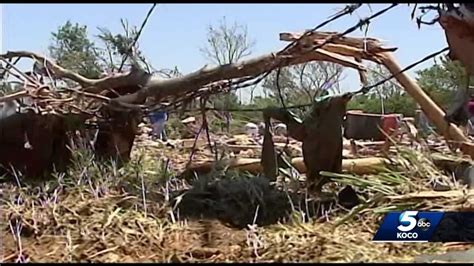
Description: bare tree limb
xmin=0 ymin=51 xmax=152 ymax=94
xmin=1 ymin=51 xmax=97 ymax=86
xmin=0 ymin=90 xmax=28 ymax=102
xmin=2 ymin=30 xmax=399 ymax=116
xmin=111 ymin=48 xmax=367 ymax=104
xmin=118 ymin=3 xmax=157 ymax=71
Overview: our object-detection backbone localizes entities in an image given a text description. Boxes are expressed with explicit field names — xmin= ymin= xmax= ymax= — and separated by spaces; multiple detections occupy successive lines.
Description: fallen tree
xmin=0 ymin=31 xmax=370 ymax=178
xmin=0 ymin=47 xmax=367 ymax=105
xmin=2 ymin=25 xmax=474 ymax=178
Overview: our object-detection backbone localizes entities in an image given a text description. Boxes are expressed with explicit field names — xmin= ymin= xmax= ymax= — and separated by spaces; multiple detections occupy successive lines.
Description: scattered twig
xmin=275 ymin=67 xmax=287 ymax=109
xmin=63 ymin=87 xmax=111 ymax=103
xmin=0 ymin=90 xmax=29 ymax=103
xmin=200 ymin=97 xmax=216 ymax=159
xmin=0 ymin=58 xmax=40 ymax=86
xmin=118 ymin=3 xmax=158 ymax=71
xmin=186 ymin=122 xmax=205 ymax=169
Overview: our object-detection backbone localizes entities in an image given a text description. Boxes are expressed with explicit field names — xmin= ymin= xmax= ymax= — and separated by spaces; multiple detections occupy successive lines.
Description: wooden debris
xmin=386 ymin=190 xmax=474 ymax=200
xmin=279 ymin=31 xmax=397 ymax=67
xmin=292 ymin=157 xmax=389 ymax=175
xmin=261 ymin=118 xmax=278 ymax=181
xmin=187 ymin=157 xmax=389 ymax=176
xmin=279 ymin=31 xmax=397 ymax=54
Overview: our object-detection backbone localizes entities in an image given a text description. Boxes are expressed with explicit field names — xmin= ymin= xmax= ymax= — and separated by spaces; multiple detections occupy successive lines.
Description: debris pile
xmin=3 ymin=130 xmax=474 ymax=262
xmin=3 ymin=8 xmax=474 ymax=262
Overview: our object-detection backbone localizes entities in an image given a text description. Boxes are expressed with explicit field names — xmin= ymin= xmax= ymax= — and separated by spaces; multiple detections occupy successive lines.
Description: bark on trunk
xmin=111 ymin=50 xmax=367 ymax=104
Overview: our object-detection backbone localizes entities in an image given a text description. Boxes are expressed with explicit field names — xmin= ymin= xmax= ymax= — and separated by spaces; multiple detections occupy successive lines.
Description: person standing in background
xmin=149 ymin=110 xmax=168 ymax=141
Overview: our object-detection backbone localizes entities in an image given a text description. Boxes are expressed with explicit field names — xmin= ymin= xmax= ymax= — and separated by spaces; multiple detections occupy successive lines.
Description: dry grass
xmin=1 ymin=137 xmax=472 ymax=263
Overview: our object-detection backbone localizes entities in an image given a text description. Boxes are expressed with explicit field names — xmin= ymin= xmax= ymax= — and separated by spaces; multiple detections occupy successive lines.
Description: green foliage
xmin=347 ymin=65 xmax=416 ymax=116
xmin=347 ymin=57 xmax=469 ymax=117
xmin=250 ymin=96 xmax=280 ymax=109
xmin=96 ymin=19 xmax=151 ymax=72
xmin=416 ymin=55 xmax=469 ymax=109
xmin=347 ymin=93 xmax=417 ymax=117
xmin=164 ymin=115 xmax=189 ymax=140
xmin=49 ymin=21 xmax=103 ymax=78
xmin=48 ymin=19 xmax=153 ymax=81
xmin=211 ymin=92 xmax=240 ymax=110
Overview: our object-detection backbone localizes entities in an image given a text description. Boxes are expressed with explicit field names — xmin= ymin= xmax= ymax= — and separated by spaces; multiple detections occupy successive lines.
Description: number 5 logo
xmin=397 ymin=211 xmax=418 ymax=232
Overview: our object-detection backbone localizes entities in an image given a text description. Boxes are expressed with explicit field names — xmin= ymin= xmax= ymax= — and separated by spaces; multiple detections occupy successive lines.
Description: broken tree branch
xmin=1 ymin=45 xmax=365 ymax=107
xmin=118 ymin=3 xmax=157 ymax=71
xmin=111 ymin=48 xmax=367 ymax=104
xmin=279 ymin=31 xmax=398 ymax=64
xmin=1 ymin=51 xmax=95 ymax=86
xmin=0 ymin=90 xmax=29 ymax=102
xmin=280 ymin=31 xmax=397 ymax=54
xmin=0 ymin=51 xmax=152 ymax=93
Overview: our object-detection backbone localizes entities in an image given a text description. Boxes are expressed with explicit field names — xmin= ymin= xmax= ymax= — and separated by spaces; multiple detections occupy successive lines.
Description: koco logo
xmin=397 ymin=211 xmax=418 ymax=232
xmin=396 ymin=211 xmax=431 ymax=239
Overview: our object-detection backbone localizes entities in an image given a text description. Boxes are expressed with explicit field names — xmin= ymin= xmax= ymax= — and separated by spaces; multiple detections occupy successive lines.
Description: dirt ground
xmin=1 ymin=129 xmax=473 ymax=263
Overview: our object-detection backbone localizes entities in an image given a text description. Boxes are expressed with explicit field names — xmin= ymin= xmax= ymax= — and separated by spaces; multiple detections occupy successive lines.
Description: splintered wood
xmin=280 ymin=30 xmax=474 ymax=159
xmin=3 ymin=26 xmax=474 ymax=178
xmin=1 ymin=28 xmax=371 ymax=109
xmin=187 ymin=157 xmax=388 ymax=176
